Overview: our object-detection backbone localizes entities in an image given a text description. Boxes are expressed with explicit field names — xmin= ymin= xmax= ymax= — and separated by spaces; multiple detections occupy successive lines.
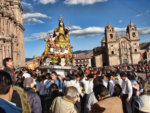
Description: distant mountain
xmin=25 ymin=58 xmax=33 ymax=62
xmin=73 ymin=50 xmax=93 ymax=58
xmin=73 ymin=50 xmax=91 ymax=54
xmin=140 ymin=42 xmax=150 ymax=50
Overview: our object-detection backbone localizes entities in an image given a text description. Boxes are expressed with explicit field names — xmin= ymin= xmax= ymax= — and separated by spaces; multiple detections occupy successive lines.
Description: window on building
xmin=112 ymin=51 xmax=114 ymax=54
xmin=134 ymin=43 xmax=136 ymax=45
xmin=110 ymin=34 xmax=113 ymax=39
xmin=135 ymin=49 xmax=137 ymax=52
xmin=111 ymin=45 xmax=113 ymax=47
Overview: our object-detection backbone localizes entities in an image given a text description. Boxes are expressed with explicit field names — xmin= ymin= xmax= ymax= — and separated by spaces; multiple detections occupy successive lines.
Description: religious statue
xmin=41 ymin=16 xmax=73 ymax=65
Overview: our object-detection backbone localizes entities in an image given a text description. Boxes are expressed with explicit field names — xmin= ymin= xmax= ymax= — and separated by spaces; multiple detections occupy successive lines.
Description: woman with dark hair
xmin=44 ymin=83 xmax=63 ymax=113
xmin=113 ymin=84 xmax=122 ymax=97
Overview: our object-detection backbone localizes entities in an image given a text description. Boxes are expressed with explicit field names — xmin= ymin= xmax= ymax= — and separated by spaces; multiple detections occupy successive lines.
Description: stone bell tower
xmin=126 ymin=21 xmax=140 ymax=64
xmin=126 ymin=21 xmax=139 ymax=40
xmin=104 ymin=23 xmax=119 ymax=66
xmin=105 ymin=23 xmax=116 ymax=42
xmin=0 ymin=0 xmax=25 ymax=68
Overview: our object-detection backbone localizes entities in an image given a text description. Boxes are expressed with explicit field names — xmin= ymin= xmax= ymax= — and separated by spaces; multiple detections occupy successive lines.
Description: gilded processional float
xmin=41 ymin=16 xmax=73 ymax=66
xmin=40 ymin=16 xmax=74 ymax=76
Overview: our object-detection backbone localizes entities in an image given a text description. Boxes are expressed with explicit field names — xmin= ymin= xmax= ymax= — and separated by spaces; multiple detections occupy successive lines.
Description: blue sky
xmin=22 ymin=0 xmax=150 ymax=58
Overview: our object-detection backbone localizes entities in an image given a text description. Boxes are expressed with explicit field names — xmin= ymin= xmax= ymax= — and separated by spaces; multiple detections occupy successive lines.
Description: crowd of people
xmin=0 ymin=57 xmax=150 ymax=113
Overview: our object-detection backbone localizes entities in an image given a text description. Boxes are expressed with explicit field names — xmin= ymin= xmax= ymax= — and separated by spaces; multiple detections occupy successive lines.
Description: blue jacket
xmin=0 ymin=99 xmax=22 ymax=113
xmin=46 ymin=79 xmax=63 ymax=93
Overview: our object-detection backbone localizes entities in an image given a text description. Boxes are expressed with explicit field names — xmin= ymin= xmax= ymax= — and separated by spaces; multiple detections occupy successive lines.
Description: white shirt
xmin=121 ymin=78 xmax=133 ymax=99
xmin=103 ymin=78 xmax=108 ymax=88
xmin=64 ymin=80 xmax=82 ymax=94
xmin=84 ymin=92 xmax=97 ymax=113
xmin=22 ymin=73 xmax=31 ymax=78
xmin=82 ymin=79 xmax=93 ymax=94
xmin=116 ymin=75 xmax=122 ymax=86
xmin=108 ymin=79 xmax=117 ymax=95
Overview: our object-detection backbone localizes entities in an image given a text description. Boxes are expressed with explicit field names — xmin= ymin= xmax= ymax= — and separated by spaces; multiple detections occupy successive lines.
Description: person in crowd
xmin=12 ymin=85 xmax=31 ymax=113
xmin=137 ymin=76 xmax=145 ymax=93
xmin=90 ymin=84 xmax=124 ymax=113
xmin=106 ymin=74 xmax=117 ymax=95
xmin=112 ymin=84 xmax=122 ymax=97
xmin=81 ymin=74 xmax=94 ymax=95
xmin=81 ymin=73 xmax=94 ymax=112
xmin=120 ymin=71 xmax=133 ymax=113
xmin=22 ymin=68 xmax=31 ymax=79
xmin=84 ymin=75 xmax=103 ymax=113
xmin=64 ymin=74 xmax=82 ymax=95
xmin=3 ymin=58 xmax=16 ymax=84
xmin=23 ymin=77 xmax=42 ymax=113
xmin=115 ymin=72 xmax=122 ymax=86
xmin=46 ymin=71 xmax=63 ymax=93
xmin=0 ymin=70 xmax=22 ymax=113
xmin=44 ymin=83 xmax=63 ymax=113
xmin=49 ymin=86 xmax=79 ymax=113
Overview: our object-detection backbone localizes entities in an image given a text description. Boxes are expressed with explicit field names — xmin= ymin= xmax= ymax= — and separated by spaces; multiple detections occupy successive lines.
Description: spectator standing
xmin=120 ymin=72 xmax=133 ymax=113
xmin=0 ymin=70 xmax=22 ymax=113
xmin=90 ymin=84 xmax=123 ymax=113
xmin=46 ymin=71 xmax=63 ymax=93
xmin=3 ymin=58 xmax=16 ymax=84
xmin=49 ymin=86 xmax=79 ymax=113
xmin=23 ymin=77 xmax=42 ymax=113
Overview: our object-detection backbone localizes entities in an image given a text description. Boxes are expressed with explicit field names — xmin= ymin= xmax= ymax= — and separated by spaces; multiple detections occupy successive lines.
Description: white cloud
xmin=24 ymin=18 xmax=44 ymax=23
xmin=135 ymin=13 xmax=142 ymax=18
xmin=70 ymin=26 xmax=104 ymax=37
xmin=138 ymin=27 xmax=150 ymax=35
xmin=23 ymin=13 xmax=50 ymax=19
xmin=24 ymin=26 xmax=150 ymax=41
xmin=64 ymin=0 xmax=108 ymax=5
xmin=71 ymin=26 xmax=82 ymax=31
xmin=21 ymin=1 xmax=33 ymax=9
xmin=23 ymin=13 xmax=50 ymax=24
xmin=114 ymin=27 xmax=126 ymax=32
xmin=39 ymin=0 xmax=56 ymax=4
xmin=119 ymin=20 xmax=123 ymax=23
xmin=32 ymin=32 xmax=48 ymax=40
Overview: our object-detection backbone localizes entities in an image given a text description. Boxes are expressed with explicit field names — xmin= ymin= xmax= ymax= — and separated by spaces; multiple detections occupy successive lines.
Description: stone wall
xmin=0 ymin=0 xmax=25 ymax=68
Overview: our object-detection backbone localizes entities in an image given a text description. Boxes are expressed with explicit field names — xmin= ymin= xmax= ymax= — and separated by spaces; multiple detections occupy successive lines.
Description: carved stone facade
xmin=93 ymin=22 xmax=142 ymax=67
xmin=0 ymin=0 xmax=25 ymax=68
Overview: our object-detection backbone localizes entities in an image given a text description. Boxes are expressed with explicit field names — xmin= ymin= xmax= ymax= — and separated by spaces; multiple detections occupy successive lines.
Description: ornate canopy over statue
xmin=41 ymin=16 xmax=73 ymax=66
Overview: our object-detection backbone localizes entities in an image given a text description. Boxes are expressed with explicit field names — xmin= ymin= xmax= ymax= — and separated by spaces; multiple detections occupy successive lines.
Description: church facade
xmin=93 ymin=22 xmax=142 ymax=67
xmin=0 ymin=0 xmax=25 ymax=68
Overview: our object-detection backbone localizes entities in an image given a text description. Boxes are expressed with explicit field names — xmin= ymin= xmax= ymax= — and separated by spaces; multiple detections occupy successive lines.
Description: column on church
xmin=0 ymin=44 xmax=2 ymax=67
xmin=2 ymin=44 xmax=5 ymax=59
xmin=7 ymin=19 xmax=10 ymax=35
xmin=5 ymin=45 xmax=9 ymax=58
xmin=0 ymin=16 xmax=1 ymax=33
xmin=2 ymin=18 xmax=4 ymax=33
